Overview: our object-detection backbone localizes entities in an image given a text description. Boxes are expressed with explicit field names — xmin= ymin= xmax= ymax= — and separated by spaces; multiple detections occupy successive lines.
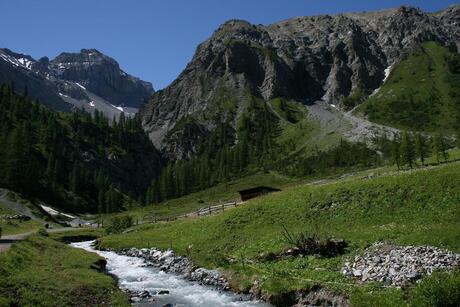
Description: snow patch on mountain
xmin=371 ymin=65 xmax=393 ymax=96
xmin=75 ymin=82 xmax=86 ymax=90
xmin=112 ymin=104 xmax=124 ymax=112
xmin=0 ymin=52 xmax=34 ymax=70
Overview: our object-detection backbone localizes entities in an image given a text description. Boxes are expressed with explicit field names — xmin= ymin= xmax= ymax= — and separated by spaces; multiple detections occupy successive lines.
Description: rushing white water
xmin=71 ymin=241 xmax=270 ymax=307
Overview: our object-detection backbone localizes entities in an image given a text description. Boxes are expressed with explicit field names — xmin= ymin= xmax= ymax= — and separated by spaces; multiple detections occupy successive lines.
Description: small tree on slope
xmin=432 ymin=134 xmax=449 ymax=164
xmin=415 ymin=133 xmax=429 ymax=165
xmin=400 ymin=131 xmax=416 ymax=169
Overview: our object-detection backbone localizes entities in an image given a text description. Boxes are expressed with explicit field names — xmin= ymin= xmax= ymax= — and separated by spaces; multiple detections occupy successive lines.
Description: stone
xmin=341 ymin=242 xmax=460 ymax=286
xmin=139 ymin=290 xmax=151 ymax=298
xmin=352 ymin=269 xmax=362 ymax=277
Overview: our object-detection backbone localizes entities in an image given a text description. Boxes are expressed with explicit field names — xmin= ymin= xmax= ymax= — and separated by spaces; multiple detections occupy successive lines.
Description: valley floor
xmin=99 ymin=160 xmax=460 ymax=306
xmin=1 ymin=155 xmax=459 ymax=306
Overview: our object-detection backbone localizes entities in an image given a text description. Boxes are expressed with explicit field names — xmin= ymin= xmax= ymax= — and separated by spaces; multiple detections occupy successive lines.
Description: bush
xmin=37 ymin=228 xmax=49 ymax=237
xmin=281 ymin=225 xmax=348 ymax=257
xmin=105 ymin=215 xmax=133 ymax=234
xmin=411 ymin=270 xmax=460 ymax=307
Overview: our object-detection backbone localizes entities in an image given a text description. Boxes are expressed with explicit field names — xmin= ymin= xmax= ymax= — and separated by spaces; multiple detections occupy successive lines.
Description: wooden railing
xmin=146 ymin=200 xmax=241 ymax=223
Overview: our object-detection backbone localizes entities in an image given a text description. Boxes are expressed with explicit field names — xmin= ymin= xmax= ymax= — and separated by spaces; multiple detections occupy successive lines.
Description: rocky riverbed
xmin=120 ymin=247 xmax=231 ymax=291
xmin=71 ymin=241 xmax=268 ymax=306
xmin=342 ymin=242 xmax=460 ymax=286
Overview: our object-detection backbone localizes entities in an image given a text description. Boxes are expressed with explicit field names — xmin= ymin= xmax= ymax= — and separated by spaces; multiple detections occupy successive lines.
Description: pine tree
xmin=457 ymin=129 xmax=460 ymax=149
xmin=391 ymin=136 xmax=401 ymax=169
xmin=5 ymin=124 xmax=32 ymax=190
xmin=431 ymin=134 xmax=448 ymax=163
xmin=69 ymin=161 xmax=80 ymax=193
xmin=145 ymin=184 xmax=154 ymax=205
xmin=440 ymin=135 xmax=449 ymax=161
xmin=105 ymin=186 xmax=122 ymax=213
xmin=400 ymin=131 xmax=415 ymax=168
xmin=414 ymin=133 xmax=428 ymax=166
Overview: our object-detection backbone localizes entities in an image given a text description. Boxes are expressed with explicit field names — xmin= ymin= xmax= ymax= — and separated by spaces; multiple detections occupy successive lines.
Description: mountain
xmin=140 ymin=5 xmax=460 ymax=160
xmin=0 ymin=48 xmax=154 ymax=117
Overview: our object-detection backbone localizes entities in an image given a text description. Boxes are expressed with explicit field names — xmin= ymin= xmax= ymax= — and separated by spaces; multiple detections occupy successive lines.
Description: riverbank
xmin=0 ymin=234 xmax=129 ymax=306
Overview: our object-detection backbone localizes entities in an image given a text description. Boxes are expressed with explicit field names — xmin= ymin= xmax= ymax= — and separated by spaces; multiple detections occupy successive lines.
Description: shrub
xmin=411 ymin=270 xmax=460 ymax=307
xmin=37 ymin=228 xmax=49 ymax=237
xmin=281 ymin=225 xmax=348 ymax=257
xmin=105 ymin=215 xmax=133 ymax=234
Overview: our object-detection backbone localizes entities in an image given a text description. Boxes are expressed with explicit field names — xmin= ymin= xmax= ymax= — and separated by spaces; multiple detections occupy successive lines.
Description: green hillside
xmin=100 ymin=161 xmax=460 ymax=305
xmin=145 ymin=94 xmax=385 ymax=206
xmin=359 ymin=41 xmax=460 ymax=132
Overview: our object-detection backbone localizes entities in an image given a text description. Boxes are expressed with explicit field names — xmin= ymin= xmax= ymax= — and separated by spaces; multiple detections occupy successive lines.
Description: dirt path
xmin=0 ymin=232 xmax=34 ymax=253
xmin=0 ymin=227 xmax=81 ymax=253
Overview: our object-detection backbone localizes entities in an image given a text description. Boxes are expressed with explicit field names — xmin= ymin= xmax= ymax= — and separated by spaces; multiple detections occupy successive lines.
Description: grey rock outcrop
xmin=342 ymin=242 xmax=460 ymax=286
xmin=140 ymin=5 xmax=460 ymax=159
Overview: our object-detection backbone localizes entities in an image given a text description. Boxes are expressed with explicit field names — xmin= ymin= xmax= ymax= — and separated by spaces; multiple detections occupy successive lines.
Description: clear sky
xmin=1 ymin=0 xmax=457 ymax=90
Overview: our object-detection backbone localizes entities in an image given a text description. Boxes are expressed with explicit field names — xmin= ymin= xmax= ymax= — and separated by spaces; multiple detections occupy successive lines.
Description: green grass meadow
xmin=100 ymin=161 xmax=460 ymax=305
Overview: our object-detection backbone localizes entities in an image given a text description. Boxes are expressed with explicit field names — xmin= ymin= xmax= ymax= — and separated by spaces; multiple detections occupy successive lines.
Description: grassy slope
xmin=270 ymin=98 xmax=343 ymax=157
xmin=270 ymin=98 xmax=313 ymax=149
xmin=114 ymin=147 xmax=460 ymax=223
xmin=0 ymin=234 xmax=129 ymax=307
xmin=358 ymin=41 xmax=460 ymax=132
xmin=100 ymin=161 xmax=460 ymax=304
xmin=0 ymin=202 xmax=44 ymax=235
xmin=110 ymin=171 xmax=296 ymax=221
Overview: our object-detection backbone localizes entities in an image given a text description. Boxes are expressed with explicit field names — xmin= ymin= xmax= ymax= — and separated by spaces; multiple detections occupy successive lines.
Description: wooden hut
xmin=238 ymin=186 xmax=281 ymax=202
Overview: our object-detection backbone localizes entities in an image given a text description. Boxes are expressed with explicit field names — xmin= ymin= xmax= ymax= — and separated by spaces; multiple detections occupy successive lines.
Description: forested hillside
xmin=145 ymin=96 xmax=390 ymax=204
xmin=0 ymin=84 xmax=162 ymax=213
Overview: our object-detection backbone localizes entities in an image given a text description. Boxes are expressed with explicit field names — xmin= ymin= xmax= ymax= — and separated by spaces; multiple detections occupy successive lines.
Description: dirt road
xmin=0 ymin=227 xmax=81 ymax=253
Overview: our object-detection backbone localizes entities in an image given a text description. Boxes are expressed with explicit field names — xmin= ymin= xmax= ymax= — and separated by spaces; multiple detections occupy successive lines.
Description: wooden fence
xmin=147 ymin=200 xmax=240 ymax=223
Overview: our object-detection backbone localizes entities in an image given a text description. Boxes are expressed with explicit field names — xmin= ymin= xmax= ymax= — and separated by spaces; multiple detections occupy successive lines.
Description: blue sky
xmin=1 ymin=0 xmax=457 ymax=90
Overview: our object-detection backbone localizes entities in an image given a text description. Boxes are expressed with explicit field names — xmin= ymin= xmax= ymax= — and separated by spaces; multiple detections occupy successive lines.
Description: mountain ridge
xmin=140 ymin=5 xmax=460 ymax=160
xmin=0 ymin=48 xmax=154 ymax=117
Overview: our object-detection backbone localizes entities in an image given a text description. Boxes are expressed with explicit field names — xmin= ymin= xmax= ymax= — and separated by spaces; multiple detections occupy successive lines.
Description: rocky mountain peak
xmin=52 ymin=48 xmax=115 ymax=67
xmin=48 ymin=48 xmax=155 ymax=109
xmin=0 ymin=47 xmax=154 ymax=114
xmin=140 ymin=6 xmax=460 ymax=160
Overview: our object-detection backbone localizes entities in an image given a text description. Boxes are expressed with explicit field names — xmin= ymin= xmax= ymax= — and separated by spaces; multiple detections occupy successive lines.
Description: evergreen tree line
xmin=0 ymin=83 xmax=161 ymax=213
xmin=144 ymin=96 xmax=386 ymax=204
xmin=273 ymin=139 xmax=381 ymax=178
xmin=146 ymin=126 xmax=457 ymax=205
xmin=390 ymin=131 xmax=451 ymax=169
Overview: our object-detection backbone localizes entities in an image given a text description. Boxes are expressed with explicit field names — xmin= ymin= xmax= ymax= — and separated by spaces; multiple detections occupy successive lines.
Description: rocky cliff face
xmin=140 ymin=6 xmax=460 ymax=159
xmin=49 ymin=49 xmax=153 ymax=108
xmin=0 ymin=48 xmax=154 ymax=116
